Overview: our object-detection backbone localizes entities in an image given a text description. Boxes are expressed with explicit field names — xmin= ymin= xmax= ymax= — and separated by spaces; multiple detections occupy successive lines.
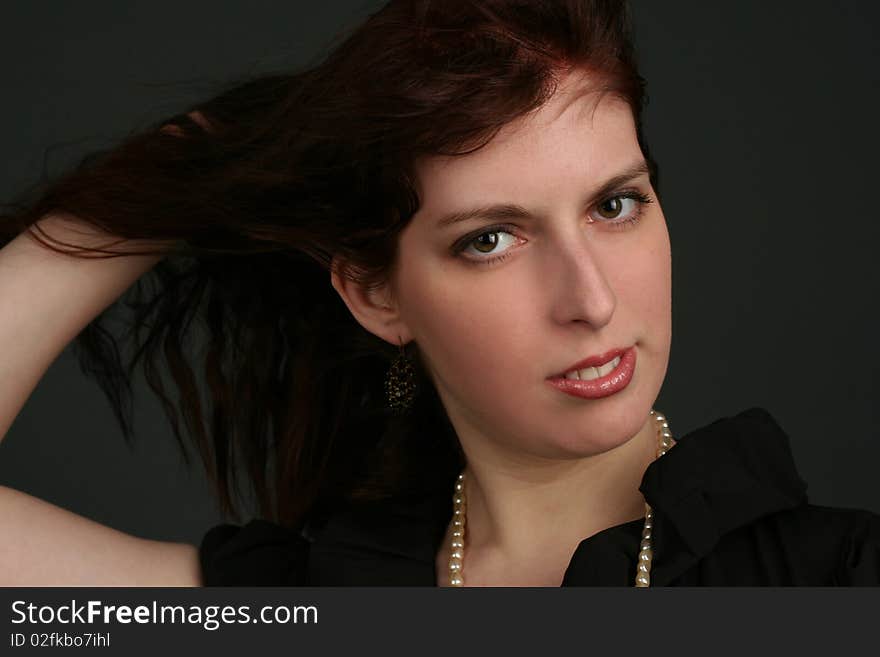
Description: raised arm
xmin=0 ymin=214 xmax=164 ymax=442
xmin=0 ymin=109 xmax=211 ymax=442
xmin=0 ymin=106 xmax=266 ymax=585
xmin=0 ymin=212 xmax=206 ymax=585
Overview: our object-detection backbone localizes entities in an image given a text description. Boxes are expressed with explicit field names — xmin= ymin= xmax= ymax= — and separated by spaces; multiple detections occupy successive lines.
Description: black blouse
xmin=199 ymin=407 xmax=880 ymax=586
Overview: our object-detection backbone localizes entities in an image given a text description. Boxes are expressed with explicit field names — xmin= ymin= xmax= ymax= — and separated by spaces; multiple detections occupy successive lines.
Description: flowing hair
xmin=0 ymin=0 xmax=655 ymax=529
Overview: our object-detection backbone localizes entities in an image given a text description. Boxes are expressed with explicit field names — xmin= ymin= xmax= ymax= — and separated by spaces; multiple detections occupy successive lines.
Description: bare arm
xmin=0 ymin=113 xmax=214 ymax=585
xmin=0 ymin=485 xmax=201 ymax=586
xmin=0 ymin=213 xmax=165 ymax=442
xmin=0 ymin=217 xmax=200 ymax=585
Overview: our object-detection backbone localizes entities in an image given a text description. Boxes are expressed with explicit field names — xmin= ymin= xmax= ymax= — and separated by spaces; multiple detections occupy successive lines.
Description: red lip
xmin=545 ymin=346 xmax=637 ymax=400
xmin=548 ymin=346 xmax=631 ymax=379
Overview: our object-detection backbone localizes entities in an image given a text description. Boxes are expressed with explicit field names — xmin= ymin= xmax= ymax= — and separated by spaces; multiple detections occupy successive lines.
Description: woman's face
xmin=390 ymin=72 xmax=672 ymax=462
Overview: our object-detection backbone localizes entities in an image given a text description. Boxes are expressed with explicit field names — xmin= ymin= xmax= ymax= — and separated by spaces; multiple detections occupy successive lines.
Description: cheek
xmin=628 ymin=218 xmax=672 ymax=343
xmin=405 ymin=279 xmax=524 ymax=381
xmin=629 ymin=249 xmax=670 ymax=319
xmin=396 ymin=258 xmax=534 ymax=397
xmin=619 ymin=208 xmax=670 ymax=290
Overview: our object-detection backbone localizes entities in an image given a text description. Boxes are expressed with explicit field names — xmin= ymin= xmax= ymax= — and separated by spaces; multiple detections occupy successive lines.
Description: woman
xmin=1 ymin=0 xmax=878 ymax=586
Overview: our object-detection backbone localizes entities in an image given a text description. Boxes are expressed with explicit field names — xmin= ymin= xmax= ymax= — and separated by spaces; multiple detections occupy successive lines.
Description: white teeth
xmin=596 ymin=355 xmax=621 ymax=377
xmin=563 ymin=355 xmax=621 ymax=381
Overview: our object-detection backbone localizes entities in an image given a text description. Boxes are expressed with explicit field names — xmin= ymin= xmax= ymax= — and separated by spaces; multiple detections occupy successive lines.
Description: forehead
xmin=413 ymin=78 xmax=641 ymax=212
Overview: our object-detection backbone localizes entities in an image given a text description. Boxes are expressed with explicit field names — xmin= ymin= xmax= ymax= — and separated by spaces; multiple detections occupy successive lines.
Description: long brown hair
xmin=0 ymin=0 xmax=656 ymax=528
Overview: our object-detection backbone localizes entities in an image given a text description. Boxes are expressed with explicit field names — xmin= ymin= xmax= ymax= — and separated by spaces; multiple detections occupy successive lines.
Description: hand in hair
xmin=160 ymin=110 xmax=212 ymax=137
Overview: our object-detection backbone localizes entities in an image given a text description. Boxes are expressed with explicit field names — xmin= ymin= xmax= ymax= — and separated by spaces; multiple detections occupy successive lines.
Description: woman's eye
xmin=470 ymin=231 xmax=512 ymax=254
xmin=596 ymin=195 xmax=637 ymax=220
xmin=453 ymin=227 xmax=521 ymax=264
xmin=464 ymin=230 xmax=518 ymax=255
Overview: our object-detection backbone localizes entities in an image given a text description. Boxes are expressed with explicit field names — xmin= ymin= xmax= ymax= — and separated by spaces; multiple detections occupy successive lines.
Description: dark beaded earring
xmin=385 ymin=337 xmax=417 ymax=413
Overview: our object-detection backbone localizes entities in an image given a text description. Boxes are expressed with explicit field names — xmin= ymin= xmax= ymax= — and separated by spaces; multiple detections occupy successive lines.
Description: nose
xmin=546 ymin=233 xmax=616 ymax=329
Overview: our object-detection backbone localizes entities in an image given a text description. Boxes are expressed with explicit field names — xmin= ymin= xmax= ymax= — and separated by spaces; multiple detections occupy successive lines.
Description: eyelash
xmin=451 ymin=190 xmax=654 ymax=268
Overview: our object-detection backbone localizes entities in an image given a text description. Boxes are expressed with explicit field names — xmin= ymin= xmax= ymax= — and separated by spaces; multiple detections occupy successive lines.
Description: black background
xmin=0 ymin=1 xmax=877 ymax=547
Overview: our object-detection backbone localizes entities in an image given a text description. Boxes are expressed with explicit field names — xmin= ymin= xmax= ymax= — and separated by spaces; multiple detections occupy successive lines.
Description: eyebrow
xmin=434 ymin=160 xmax=652 ymax=229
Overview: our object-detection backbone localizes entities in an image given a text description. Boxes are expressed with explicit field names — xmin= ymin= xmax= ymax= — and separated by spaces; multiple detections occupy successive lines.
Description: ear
xmin=330 ymin=257 xmax=412 ymax=347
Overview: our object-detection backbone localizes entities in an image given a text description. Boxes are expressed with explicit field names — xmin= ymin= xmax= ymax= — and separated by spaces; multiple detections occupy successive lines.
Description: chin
xmin=575 ymin=396 xmax=655 ymax=453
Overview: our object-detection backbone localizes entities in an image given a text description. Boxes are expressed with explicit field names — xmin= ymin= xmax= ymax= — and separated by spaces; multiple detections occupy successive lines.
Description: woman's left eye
xmin=590 ymin=192 xmax=653 ymax=227
xmin=597 ymin=196 xmax=631 ymax=219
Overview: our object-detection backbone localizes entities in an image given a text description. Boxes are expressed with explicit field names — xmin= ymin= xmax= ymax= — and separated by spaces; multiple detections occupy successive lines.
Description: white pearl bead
xmin=450 ymin=575 xmax=463 ymax=586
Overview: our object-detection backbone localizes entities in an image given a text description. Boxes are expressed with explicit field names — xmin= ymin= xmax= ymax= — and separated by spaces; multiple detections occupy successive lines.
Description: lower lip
xmin=546 ymin=346 xmax=637 ymax=400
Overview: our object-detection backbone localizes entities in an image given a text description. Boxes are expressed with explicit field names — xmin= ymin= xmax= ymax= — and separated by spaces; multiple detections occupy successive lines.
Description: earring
xmin=385 ymin=337 xmax=417 ymax=413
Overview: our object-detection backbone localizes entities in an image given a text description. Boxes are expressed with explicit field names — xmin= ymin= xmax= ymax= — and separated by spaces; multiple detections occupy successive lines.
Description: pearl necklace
xmin=447 ymin=409 xmax=675 ymax=587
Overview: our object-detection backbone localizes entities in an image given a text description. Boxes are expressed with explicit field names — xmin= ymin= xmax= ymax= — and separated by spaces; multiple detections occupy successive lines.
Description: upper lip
xmin=549 ymin=346 xmax=630 ymax=379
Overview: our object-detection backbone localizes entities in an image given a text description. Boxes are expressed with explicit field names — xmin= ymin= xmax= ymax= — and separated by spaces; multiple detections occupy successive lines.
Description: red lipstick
xmin=546 ymin=345 xmax=636 ymax=400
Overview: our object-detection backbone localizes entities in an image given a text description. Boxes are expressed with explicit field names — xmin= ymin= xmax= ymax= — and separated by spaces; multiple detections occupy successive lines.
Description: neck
xmin=452 ymin=413 xmax=658 ymax=583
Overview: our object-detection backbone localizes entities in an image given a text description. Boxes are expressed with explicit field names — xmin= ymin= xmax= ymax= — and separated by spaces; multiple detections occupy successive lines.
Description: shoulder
xmin=803 ymin=504 xmax=880 ymax=585
xmin=199 ymin=519 xmax=311 ymax=586
xmin=766 ymin=503 xmax=880 ymax=551
xmin=715 ymin=502 xmax=880 ymax=586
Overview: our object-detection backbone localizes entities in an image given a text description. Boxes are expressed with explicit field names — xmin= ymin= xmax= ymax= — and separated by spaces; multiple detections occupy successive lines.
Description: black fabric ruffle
xmin=200 ymin=519 xmax=309 ymax=586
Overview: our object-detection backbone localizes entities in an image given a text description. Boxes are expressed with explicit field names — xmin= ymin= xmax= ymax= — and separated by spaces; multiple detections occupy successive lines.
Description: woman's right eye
xmin=467 ymin=230 xmax=515 ymax=254
xmin=453 ymin=226 xmax=524 ymax=266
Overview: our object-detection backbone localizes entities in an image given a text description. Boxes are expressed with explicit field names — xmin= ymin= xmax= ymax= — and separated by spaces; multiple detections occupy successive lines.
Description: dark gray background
xmin=0 ymin=1 xmax=877 ymax=547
